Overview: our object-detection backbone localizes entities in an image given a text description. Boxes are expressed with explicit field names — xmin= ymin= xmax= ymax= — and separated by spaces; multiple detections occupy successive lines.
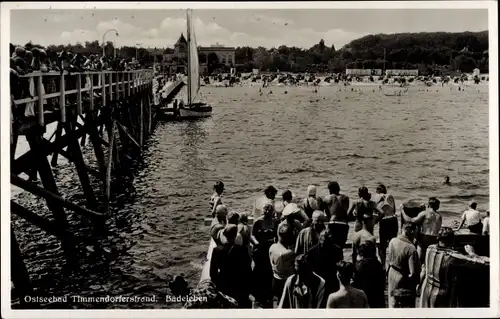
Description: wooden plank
xmin=24 ymin=132 xmax=75 ymax=265
xmin=105 ymin=121 xmax=116 ymax=214
xmin=37 ymin=75 xmax=45 ymax=126
xmin=89 ymin=74 xmax=94 ymax=111
xmin=86 ymin=112 xmax=106 ymax=181
xmin=50 ymin=122 xmax=64 ymax=167
xmin=76 ymin=74 xmax=82 ymax=115
xmin=127 ymin=73 xmax=131 ymax=97
xmin=102 ymin=72 xmax=106 ymax=107
xmin=139 ymin=99 xmax=144 ymax=146
xmin=59 ymin=73 xmax=66 ymax=123
xmin=11 ymin=173 xmax=104 ymax=218
xmin=11 ymin=201 xmax=103 ymax=251
xmin=12 ymin=125 xmax=87 ymax=175
xmin=65 ymin=118 xmax=97 ymax=210
xmin=147 ymin=94 xmax=152 ymax=134
xmin=108 ymin=73 xmax=113 ymax=102
xmin=116 ymin=121 xmax=141 ymax=150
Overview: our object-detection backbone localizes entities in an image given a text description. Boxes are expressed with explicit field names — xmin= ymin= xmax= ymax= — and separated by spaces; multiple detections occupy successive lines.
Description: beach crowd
xmin=184 ymin=181 xmax=490 ymax=309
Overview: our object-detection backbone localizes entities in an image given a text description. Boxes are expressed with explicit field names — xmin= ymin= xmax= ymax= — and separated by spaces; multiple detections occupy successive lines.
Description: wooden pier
xmin=10 ymin=69 xmax=183 ymax=305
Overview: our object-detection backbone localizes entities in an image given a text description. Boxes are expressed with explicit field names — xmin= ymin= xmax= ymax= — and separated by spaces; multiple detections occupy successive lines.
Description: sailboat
xmin=178 ymin=9 xmax=213 ymax=119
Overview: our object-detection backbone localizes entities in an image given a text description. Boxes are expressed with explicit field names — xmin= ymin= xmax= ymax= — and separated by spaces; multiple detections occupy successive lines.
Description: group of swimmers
xmin=204 ymin=181 xmax=489 ymax=309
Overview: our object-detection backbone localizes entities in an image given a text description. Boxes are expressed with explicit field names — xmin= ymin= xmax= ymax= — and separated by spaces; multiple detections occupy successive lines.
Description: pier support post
xmin=105 ymin=121 xmax=116 ymax=215
xmin=65 ymin=115 xmax=98 ymax=211
xmin=50 ymin=123 xmax=64 ymax=167
xmin=10 ymin=227 xmax=33 ymax=307
xmin=139 ymin=99 xmax=144 ymax=147
xmin=26 ymin=131 xmax=76 ymax=268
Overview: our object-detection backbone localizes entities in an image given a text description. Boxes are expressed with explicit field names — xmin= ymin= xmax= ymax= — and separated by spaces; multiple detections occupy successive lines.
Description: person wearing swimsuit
xmin=251 ymin=203 xmax=278 ymax=307
xmin=210 ymin=181 xmax=225 ymax=217
xmin=302 ymin=185 xmax=322 ymax=220
xmin=374 ymin=183 xmax=398 ymax=269
xmin=401 ymin=197 xmax=442 ymax=265
xmin=323 ymin=182 xmax=350 ymax=247
xmin=348 ymin=187 xmax=384 ymax=233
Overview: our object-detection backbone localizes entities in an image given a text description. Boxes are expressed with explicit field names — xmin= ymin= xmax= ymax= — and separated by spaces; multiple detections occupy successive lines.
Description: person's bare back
xmin=324 ymin=194 xmax=350 ymax=222
xmin=327 ymin=286 xmax=369 ymax=308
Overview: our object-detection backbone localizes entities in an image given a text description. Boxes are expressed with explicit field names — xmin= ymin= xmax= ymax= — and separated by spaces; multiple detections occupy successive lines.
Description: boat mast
xmin=186 ymin=9 xmax=192 ymax=105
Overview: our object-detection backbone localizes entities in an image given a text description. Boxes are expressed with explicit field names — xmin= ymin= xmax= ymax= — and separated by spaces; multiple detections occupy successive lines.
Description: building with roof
xmin=163 ymin=34 xmax=236 ymax=75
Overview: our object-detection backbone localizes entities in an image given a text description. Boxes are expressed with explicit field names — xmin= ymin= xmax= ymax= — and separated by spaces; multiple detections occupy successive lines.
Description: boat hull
xmin=178 ymin=105 xmax=212 ymax=119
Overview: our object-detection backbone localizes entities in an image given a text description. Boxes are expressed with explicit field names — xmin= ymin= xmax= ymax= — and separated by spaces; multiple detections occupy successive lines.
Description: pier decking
xmin=10 ymin=69 xmax=183 ymax=306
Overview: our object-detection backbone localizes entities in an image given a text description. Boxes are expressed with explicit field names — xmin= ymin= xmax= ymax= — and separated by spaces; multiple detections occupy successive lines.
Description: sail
xmin=187 ymin=9 xmax=200 ymax=104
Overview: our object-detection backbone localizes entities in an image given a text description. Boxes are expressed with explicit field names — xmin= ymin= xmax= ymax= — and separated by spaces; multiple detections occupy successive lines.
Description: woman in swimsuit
xmin=210 ymin=181 xmax=225 ymax=217
xmin=251 ymin=203 xmax=278 ymax=307
xmin=348 ymin=187 xmax=384 ymax=232
xmin=374 ymin=184 xmax=398 ymax=269
xmin=302 ymin=185 xmax=323 ymax=221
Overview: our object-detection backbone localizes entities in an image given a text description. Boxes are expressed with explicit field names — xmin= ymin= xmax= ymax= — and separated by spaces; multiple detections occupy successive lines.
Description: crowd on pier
xmin=9 ymin=45 xmax=148 ymax=122
xmin=184 ymin=181 xmax=490 ymax=309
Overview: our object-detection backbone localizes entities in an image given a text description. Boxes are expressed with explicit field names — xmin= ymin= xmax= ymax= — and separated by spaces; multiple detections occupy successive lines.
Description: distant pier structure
xmin=9 ymin=69 xmax=183 ymax=306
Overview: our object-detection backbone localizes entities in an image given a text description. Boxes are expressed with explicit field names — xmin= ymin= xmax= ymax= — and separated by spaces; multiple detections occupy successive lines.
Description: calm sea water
xmin=11 ymin=83 xmax=489 ymax=308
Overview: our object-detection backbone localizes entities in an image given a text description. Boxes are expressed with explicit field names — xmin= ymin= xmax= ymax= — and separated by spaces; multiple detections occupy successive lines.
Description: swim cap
xmin=307 ymin=185 xmax=317 ymax=197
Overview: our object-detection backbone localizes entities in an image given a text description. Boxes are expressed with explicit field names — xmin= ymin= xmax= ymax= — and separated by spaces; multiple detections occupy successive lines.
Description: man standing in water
xmin=401 ymin=197 xmax=442 ymax=264
xmin=386 ymin=222 xmax=421 ymax=308
xmin=323 ymin=182 xmax=350 ymax=247
xmin=326 ymin=261 xmax=369 ymax=308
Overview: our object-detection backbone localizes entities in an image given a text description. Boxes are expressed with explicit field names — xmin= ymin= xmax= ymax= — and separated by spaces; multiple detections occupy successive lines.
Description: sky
xmin=10 ymin=9 xmax=488 ymax=49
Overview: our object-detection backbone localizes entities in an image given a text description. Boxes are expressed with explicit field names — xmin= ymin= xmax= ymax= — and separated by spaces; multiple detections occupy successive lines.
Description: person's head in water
xmin=282 ymin=190 xmax=293 ymax=204
xmin=444 ymin=176 xmax=451 ymax=184
xmin=469 ymin=201 xmax=477 ymax=210
xmin=358 ymin=241 xmax=377 ymax=259
xmin=358 ymin=186 xmax=371 ymax=201
xmin=215 ymin=205 xmax=228 ymax=224
xmin=336 ymin=261 xmax=354 ymax=287
xmin=227 ymin=212 xmax=240 ymax=225
xmin=402 ymin=221 xmax=418 ymax=242
xmin=264 ymin=185 xmax=278 ymax=200
xmin=376 ymin=183 xmax=387 ymax=194
xmin=429 ymin=197 xmax=440 ymax=211
xmin=328 ymin=181 xmax=340 ymax=195
xmin=223 ymin=224 xmax=238 ymax=244
xmin=214 ymin=181 xmax=224 ymax=195
xmin=263 ymin=202 xmax=274 ymax=219
xmin=311 ymin=210 xmax=326 ymax=232
xmin=294 ymin=254 xmax=313 ymax=282
xmin=307 ymin=185 xmax=317 ymax=198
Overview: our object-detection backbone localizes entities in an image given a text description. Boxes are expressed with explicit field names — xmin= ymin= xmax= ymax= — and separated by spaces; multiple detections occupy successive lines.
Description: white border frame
xmin=1 ymin=1 xmax=498 ymax=318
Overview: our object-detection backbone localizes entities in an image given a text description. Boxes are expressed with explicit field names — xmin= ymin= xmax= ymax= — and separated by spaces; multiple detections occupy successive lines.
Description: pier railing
xmin=12 ymin=70 xmax=155 ymax=127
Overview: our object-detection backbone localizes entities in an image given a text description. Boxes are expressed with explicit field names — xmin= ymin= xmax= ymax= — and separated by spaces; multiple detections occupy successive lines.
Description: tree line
xmin=12 ymin=30 xmax=488 ymax=75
